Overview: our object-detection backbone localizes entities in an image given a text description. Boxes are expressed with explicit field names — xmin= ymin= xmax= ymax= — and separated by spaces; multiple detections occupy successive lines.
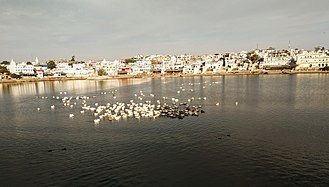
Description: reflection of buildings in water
xmin=287 ymin=75 xmax=297 ymax=105
xmin=0 ymin=83 xmax=42 ymax=98
xmin=0 ymin=79 xmax=154 ymax=98
xmin=128 ymin=78 xmax=152 ymax=86
xmin=119 ymin=79 xmax=129 ymax=87
xmin=294 ymin=74 xmax=328 ymax=109
xmin=0 ymin=84 xmax=10 ymax=97
xmin=96 ymin=80 xmax=121 ymax=91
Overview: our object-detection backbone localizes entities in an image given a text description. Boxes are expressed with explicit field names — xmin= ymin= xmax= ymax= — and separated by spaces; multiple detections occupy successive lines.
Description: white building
xmin=183 ymin=62 xmax=201 ymax=74
xmin=296 ymin=51 xmax=329 ymax=69
xmin=130 ymin=60 xmax=152 ymax=74
xmin=9 ymin=59 xmax=34 ymax=75
xmin=105 ymin=60 xmax=120 ymax=75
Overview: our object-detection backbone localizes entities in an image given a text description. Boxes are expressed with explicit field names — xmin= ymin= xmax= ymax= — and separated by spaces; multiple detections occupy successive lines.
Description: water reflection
xmin=0 ymin=79 xmax=152 ymax=98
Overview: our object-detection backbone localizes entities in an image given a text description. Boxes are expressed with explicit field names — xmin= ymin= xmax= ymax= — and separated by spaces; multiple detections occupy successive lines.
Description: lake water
xmin=1 ymin=74 xmax=329 ymax=186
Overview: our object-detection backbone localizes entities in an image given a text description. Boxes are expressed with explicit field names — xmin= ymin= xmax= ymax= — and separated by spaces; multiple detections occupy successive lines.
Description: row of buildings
xmin=3 ymin=48 xmax=329 ymax=78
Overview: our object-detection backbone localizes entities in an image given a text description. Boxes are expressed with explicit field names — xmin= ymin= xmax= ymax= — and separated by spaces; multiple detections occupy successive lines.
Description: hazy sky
xmin=0 ymin=0 xmax=328 ymax=62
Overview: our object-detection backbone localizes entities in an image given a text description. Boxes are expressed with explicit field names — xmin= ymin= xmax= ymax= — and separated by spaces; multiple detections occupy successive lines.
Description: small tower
xmin=9 ymin=59 xmax=16 ymax=73
xmin=35 ymin=57 xmax=39 ymax=65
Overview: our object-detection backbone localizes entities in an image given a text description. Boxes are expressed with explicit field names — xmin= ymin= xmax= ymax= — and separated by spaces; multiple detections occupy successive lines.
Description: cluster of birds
xmin=36 ymin=90 xmax=209 ymax=125
xmin=36 ymin=81 xmax=240 ymax=125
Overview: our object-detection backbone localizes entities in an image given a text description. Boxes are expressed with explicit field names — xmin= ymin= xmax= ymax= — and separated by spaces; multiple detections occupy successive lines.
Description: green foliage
xmin=97 ymin=69 xmax=106 ymax=76
xmin=71 ymin=55 xmax=75 ymax=62
xmin=288 ymin=58 xmax=297 ymax=68
xmin=1 ymin=61 xmax=10 ymax=65
xmin=247 ymin=51 xmax=261 ymax=63
xmin=10 ymin=73 xmax=22 ymax=79
xmin=315 ymin=46 xmax=325 ymax=51
xmin=125 ymin=58 xmax=136 ymax=64
xmin=26 ymin=61 xmax=33 ymax=65
xmin=47 ymin=60 xmax=56 ymax=69
xmin=0 ymin=66 xmax=10 ymax=74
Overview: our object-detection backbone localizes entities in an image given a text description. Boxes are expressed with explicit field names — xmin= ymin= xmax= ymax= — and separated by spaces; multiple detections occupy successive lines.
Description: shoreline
xmin=1 ymin=70 xmax=328 ymax=84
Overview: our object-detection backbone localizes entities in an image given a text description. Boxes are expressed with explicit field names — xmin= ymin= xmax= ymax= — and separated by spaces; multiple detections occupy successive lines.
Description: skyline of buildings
xmin=2 ymin=46 xmax=329 ymax=79
xmin=2 ymin=45 xmax=328 ymax=64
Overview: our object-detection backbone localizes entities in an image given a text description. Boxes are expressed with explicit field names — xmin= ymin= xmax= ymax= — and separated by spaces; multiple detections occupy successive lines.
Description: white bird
xmin=235 ymin=101 xmax=239 ymax=106
xmin=50 ymin=105 xmax=55 ymax=109
xmin=37 ymin=107 xmax=41 ymax=111
xmin=216 ymin=103 xmax=219 ymax=106
xmin=69 ymin=114 xmax=74 ymax=118
xmin=94 ymin=119 xmax=100 ymax=125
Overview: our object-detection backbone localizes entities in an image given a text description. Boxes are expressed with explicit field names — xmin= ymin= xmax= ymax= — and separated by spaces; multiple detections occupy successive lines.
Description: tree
xmin=288 ymin=58 xmax=297 ymax=68
xmin=97 ymin=69 xmax=106 ymax=76
xmin=315 ymin=46 xmax=325 ymax=52
xmin=247 ymin=51 xmax=261 ymax=64
xmin=47 ymin=60 xmax=56 ymax=70
xmin=124 ymin=58 xmax=136 ymax=64
xmin=1 ymin=61 xmax=10 ymax=65
xmin=71 ymin=55 xmax=75 ymax=62
xmin=26 ymin=61 xmax=32 ymax=65
xmin=10 ymin=73 xmax=22 ymax=79
xmin=0 ymin=66 xmax=10 ymax=74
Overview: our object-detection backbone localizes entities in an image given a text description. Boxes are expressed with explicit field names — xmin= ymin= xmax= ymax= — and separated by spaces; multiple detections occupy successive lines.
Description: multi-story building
xmin=296 ymin=51 xmax=329 ymax=69
xmin=9 ymin=59 xmax=34 ymax=75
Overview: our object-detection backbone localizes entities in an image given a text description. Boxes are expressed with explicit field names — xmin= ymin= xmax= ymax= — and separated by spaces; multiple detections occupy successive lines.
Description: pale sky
xmin=0 ymin=0 xmax=328 ymax=62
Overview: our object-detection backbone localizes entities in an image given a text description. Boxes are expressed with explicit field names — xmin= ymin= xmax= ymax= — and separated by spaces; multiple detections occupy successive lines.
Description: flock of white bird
xmin=36 ymin=81 xmax=239 ymax=125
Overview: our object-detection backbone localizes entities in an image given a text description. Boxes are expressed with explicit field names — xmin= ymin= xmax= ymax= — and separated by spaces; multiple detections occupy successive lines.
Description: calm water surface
xmin=1 ymin=74 xmax=329 ymax=186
